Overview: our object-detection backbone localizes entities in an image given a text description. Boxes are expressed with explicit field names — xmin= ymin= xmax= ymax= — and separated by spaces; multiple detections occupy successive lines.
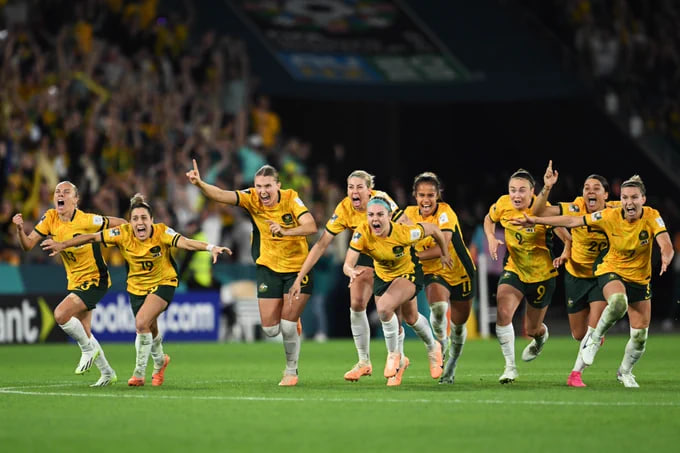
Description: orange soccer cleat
xmin=279 ymin=373 xmax=299 ymax=387
xmin=152 ymin=354 xmax=171 ymax=387
xmin=344 ymin=362 xmax=373 ymax=382
xmin=386 ymin=356 xmax=410 ymax=387
xmin=127 ymin=376 xmax=145 ymax=386
xmin=428 ymin=341 xmax=443 ymax=379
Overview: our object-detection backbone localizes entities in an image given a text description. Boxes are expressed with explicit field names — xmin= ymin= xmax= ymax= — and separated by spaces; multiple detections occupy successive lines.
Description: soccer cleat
xmin=427 ymin=341 xmax=443 ymax=379
xmin=617 ymin=369 xmax=639 ymax=388
xmin=438 ymin=336 xmax=450 ymax=361
xmin=90 ymin=373 xmax=118 ymax=387
xmin=386 ymin=356 xmax=410 ymax=387
xmin=127 ymin=376 xmax=145 ymax=386
xmin=566 ymin=370 xmax=586 ymax=387
xmin=344 ymin=361 xmax=373 ymax=381
xmin=75 ymin=348 xmax=100 ymax=375
xmin=297 ymin=319 xmax=302 ymax=336
xmin=581 ymin=334 xmax=602 ymax=366
xmin=439 ymin=352 xmax=458 ymax=384
xmin=384 ymin=352 xmax=401 ymax=378
xmin=499 ymin=366 xmax=518 ymax=384
xmin=279 ymin=373 xmax=299 ymax=387
xmin=152 ymin=354 xmax=171 ymax=387
xmin=521 ymin=325 xmax=549 ymax=362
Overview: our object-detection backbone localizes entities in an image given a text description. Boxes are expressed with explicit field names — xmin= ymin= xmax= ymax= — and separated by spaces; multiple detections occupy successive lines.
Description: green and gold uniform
xmin=489 ymin=195 xmax=557 ymax=307
xmin=585 ymin=207 xmax=667 ymax=299
xmin=35 ymin=209 xmax=110 ymax=308
xmin=558 ymin=198 xmax=619 ymax=312
xmin=326 ymin=190 xmax=404 ymax=267
xmin=405 ymin=202 xmax=476 ymax=300
xmin=349 ymin=221 xmax=426 ymax=296
xmin=102 ymin=223 xmax=180 ymax=313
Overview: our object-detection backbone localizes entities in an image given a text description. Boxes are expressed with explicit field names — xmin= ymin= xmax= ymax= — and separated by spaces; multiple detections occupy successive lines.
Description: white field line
xmin=1 ymin=383 xmax=679 ymax=407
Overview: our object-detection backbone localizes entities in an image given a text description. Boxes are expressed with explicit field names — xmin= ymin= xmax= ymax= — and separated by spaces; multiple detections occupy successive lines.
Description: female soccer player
xmin=404 ymin=172 xmax=476 ymax=384
xmin=14 ymin=180 xmax=125 ymax=386
xmin=41 ymin=193 xmax=231 ymax=387
xmin=288 ymin=170 xmax=408 ymax=382
xmin=531 ymin=161 xmax=619 ymax=387
xmin=186 ymin=160 xmax=317 ymax=386
xmin=484 ymin=169 xmax=571 ymax=384
xmin=343 ymin=195 xmax=452 ymax=386
xmin=512 ymin=175 xmax=674 ymax=388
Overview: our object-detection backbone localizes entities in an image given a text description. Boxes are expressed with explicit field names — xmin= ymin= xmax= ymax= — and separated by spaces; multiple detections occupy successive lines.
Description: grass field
xmin=1 ymin=334 xmax=679 ymax=452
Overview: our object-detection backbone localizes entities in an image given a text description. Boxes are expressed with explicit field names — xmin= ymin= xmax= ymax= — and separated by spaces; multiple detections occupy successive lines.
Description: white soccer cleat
xmin=499 ymin=366 xmax=518 ymax=384
xmin=617 ymin=369 xmax=640 ymax=388
xmin=521 ymin=325 xmax=549 ymax=362
xmin=439 ymin=355 xmax=457 ymax=384
xmin=75 ymin=348 xmax=100 ymax=375
xmin=90 ymin=373 xmax=118 ymax=387
xmin=581 ymin=334 xmax=602 ymax=366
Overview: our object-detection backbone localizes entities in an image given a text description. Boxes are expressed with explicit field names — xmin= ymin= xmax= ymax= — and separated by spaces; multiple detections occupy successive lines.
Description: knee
xmin=54 ymin=308 xmax=70 ymax=326
xmin=135 ymin=319 xmax=151 ymax=333
xmin=280 ymin=319 xmax=297 ymax=337
xmin=262 ymin=324 xmax=281 ymax=337
xmin=377 ymin=309 xmax=393 ymax=323
xmin=630 ymin=327 xmax=648 ymax=347
xmin=607 ymin=293 xmax=628 ymax=317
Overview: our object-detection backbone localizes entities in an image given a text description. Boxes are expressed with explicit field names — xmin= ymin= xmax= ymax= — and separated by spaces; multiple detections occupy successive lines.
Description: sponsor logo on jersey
xmin=166 ymin=227 xmax=177 ymax=236
xmin=109 ymin=228 xmax=121 ymax=237
xmin=351 ymin=232 xmax=362 ymax=242
xmin=329 ymin=214 xmax=338 ymax=224
xmin=409 ymin=228 xmax=422 ymax=241
xmin=591 ymin=211 xmax=603 ymax=221
xmin=568 ymin=204 xmax=580 ymax=213
xmin=439 ymin=212 xmax=449 ymax=224
xmin=656 ymin=217 xmax=666 ymax=228
xmin=93 ymin=215 xmax=104 ymax=225
xmin=294 ymin=197 xmax=305 ymax=207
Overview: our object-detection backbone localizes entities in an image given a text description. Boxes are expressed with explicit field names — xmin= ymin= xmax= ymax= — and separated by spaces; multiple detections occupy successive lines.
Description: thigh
xmin=399 ymin=296 xmax=419 ymax=325
xmin=281 ymin=293 xmax=310 ymax=321
xmin=496 ymin=283 xmax=524 ymax=325
xmin=350 ymin=265 xmax=374 ymax=310
xmin=424 ymin=278 xmax=450 ymax=303
xmin=55 ymin=293 xmax=89 ymax=320
xmin=258 ymin=298 xmax=283 ymax=327
xmin=136 ymin=293 xmax=169 ymax=327
xmin=628 ymin=300 xmax=651 ymax=328
xmin=377 ymin=278 xmax=416 ymax=316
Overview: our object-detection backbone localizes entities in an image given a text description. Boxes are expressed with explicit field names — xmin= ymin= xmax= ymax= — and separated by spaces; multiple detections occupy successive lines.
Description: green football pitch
xmin=1 ymin=334 xmax=679 ymax=452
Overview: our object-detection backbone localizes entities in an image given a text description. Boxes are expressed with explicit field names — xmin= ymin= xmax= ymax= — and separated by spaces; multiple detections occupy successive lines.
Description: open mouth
xmin=136 ymin=225 xmax=147 ymax=235
xmin=625 ymin=206 xmax=637 ymax=215
xmin=57 ymin=200 xmax=65 ymax=207
xmin=587 ymin=197 xmax=597 ymax=209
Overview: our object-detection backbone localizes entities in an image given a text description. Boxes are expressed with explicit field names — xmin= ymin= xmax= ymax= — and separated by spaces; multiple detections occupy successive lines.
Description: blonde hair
xmin=254 ymin=165 xmax=279 ymax=181
xmin=621 ymin=174 xmax=646 ymax=195
xmin=129 ymin=193 xmax=153 ymax=217
xmin=347 ymin=170 xmax=375 ymax=189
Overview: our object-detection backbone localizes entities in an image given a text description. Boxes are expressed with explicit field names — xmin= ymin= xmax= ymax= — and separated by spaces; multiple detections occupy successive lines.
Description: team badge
xmin=282 ymin=213 xmax=294 ymax=225
xmin=150 ymin=245 xmax=162 ymax=258
xmin=392 ymin=246 xmax=405 ymax=258
xmin=258 ymin=283 xmax=268 ymax=293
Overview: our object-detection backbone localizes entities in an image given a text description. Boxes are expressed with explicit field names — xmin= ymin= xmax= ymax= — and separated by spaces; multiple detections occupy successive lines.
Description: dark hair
xmin=412 ymin=171 xmax=442 ymax=198
xmin=584 ymin=174 xmax=610 ymax=193
xmin=254 ymin=165 xmax=279 ymax=181
xmin=130 ymin=193 xmax=153 ymax=217
xmin=509 ymin=169 xmax=535 ymax=188
xmin=621 ymin=174 xmax=646 ymax=195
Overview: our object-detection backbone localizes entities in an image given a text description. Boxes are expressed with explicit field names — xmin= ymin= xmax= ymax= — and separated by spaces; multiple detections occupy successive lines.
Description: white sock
xmin=429 ymin=301 xmax=449 ymax=342
xmin=281 ymin=319 xmax=300 ymax=375
xmin=450 ymin=323 xmax=467 ymax=364
xmin=89 ymin=335 xmax=114 ymax=375
xmin=59 ymin=317 xmax=93 ymax=351
xmin=151 ymin=334 xmax=165 ymax=371
xmin=495 ymin=323 xmax=515 ymax=368
xmin=407 ymin=313 xmax=436 ymax=351
xmin=398 ymin=328 xmax=405 ymax=356
xmin=134 ymin=332 xmax=153 ymax=378
xmin=350 ymin=309 xmax=371 ymax=362
xmin=620 ymin=327 xmax=647 ymax=373
xmin=381 ymin=314 xmax=399 ymax=353
xmin=572 ymin=326 xmax=594 ymax=372
xmin=592 ymin=293 xmax=628 ymax=342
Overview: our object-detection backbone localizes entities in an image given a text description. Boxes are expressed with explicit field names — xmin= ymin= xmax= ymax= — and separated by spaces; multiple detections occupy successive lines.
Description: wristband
xmin=206 ymin=244 xmax=215 ymax=252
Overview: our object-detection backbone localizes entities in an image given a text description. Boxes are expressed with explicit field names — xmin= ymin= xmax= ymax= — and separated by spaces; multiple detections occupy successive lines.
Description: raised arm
xmin=288 ymin=230 xmax=334 ymax=299
xmin=40 ymin=232 xmax=102 ymax=256
xmin=532 ymin=160 xmax=560 ymax=216
xmin=176 ymin=236 xmax=232 ymax=264
xmin=185 ymin=158 xmax=238 ymax=205
xmin=13 ymin=213 xmax=41 ymax=251
xmin=655 ymin=231 xmax=674 ymax=275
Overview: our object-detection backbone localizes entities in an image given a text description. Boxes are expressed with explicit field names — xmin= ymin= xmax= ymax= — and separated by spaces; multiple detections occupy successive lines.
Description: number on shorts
xmin=536 ymin=285 xmax=546 ymax=301
xmin=514 ymin=232 xmax=523 ymax=245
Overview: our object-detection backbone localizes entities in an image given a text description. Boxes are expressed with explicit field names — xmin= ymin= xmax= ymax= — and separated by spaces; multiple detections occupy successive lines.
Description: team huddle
xmin=13 ymin=160 xmax=674 ymax=389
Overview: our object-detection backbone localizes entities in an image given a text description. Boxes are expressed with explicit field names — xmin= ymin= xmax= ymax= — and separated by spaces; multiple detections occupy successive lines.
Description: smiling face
xmin=582 ymin=178 xmax=608 ymax=213
xmin=620 ymin=186 xmax=645 ymax=221
xmin=347 ymin=176 xmax=372 ymax=211
xmin=367 ymin=201 xmax=391 ymax=236
xmin=53 ymin=181 xmax=78 ymax=216
xmin=130 ymin=207 xmax=153 ymax=240
xmin=508 ymin=177 xmax=534 ymax=210
xmin=254 ymin=174 xmax=280 ymax=207
xmin=414 ymin=182 xmax=439 ymax=218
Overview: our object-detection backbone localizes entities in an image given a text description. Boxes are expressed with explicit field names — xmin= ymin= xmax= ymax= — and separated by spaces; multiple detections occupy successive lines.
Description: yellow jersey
xmin=488 ymin=195 xmax=557 ymax=283
xmin=236 ymin=188 xmax=311 ymax=273
xmin=558 ymin=197 xmax=620 ymax=278
xmin=34 ymin=209 xmax=110 ymax=290
xmin=585 ymin=206 xmax=667 ymax=285
xmin=405 ymin=202 xmax=475 ymax=286
xmin=325 ymin=189 xmax=403 ymax=236
xmin=349 ymin=221 xmax=425 ymax=281
xmin=102 ymin=223 xmax=180 ymax=295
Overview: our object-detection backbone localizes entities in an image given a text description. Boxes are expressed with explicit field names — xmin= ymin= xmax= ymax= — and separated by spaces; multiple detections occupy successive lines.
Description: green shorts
xmin=357 ymin=253 xmax=374 ymax=268
xmin=373 ymin=268 xmax=423 ymax=298
xmin=71 ymin=280 xmax=109 ymax=311
xmin=498 ymin=271 xmax=556 ymax=309
xmin=597 ymin=273 xmax=651 ymax=303
xmin=424 ymin=274 xmax=474 ymax=301
xmin=256 ymin=265 xmax=313 ymax=298
xmin=564 ymin=271 xmax=605 ymax=314
xmin=129 ymin=285 xmax=175 ymax=316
